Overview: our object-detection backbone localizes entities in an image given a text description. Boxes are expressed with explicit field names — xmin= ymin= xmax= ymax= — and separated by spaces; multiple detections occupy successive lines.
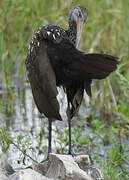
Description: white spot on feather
xmin=57 ymin=32 xmax=60 ymax=36
xmin=38 ymin=42 xmax=40 ymax=47
xmin=47 ymin=31 xmax=51 ymax=36
xmin=53 ymin=34 xmax=56 ymax=40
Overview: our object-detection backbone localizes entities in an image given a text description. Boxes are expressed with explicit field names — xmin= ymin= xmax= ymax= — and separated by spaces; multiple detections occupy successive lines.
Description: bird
xmin=25 ymin=6 xmax=119 ymax=157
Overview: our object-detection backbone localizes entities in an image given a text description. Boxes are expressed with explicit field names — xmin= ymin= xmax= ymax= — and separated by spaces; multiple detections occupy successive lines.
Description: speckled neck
xmin=67 ymin=21 xmax=77 ymax=47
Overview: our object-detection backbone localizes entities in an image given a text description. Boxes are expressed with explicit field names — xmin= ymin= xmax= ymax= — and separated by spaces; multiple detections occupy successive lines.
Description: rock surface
xmin=9 ymin=169 xmax=52 ymax=180
xmin=0 ymin=153 xmax=93 ymax=180
xmin=0 ymin=153 xmax=15 ymax=180
xmin=46 ymin=154 xmax=91 ymax=180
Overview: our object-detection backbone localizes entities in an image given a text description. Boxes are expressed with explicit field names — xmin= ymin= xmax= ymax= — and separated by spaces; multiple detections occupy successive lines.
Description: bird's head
xmin=69 ymin=6 xmax=88 ymax=48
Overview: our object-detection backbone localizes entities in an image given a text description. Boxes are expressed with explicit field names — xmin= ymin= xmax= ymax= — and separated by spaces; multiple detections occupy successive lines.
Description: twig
xmin=8 ymin=137 xmax=38 ymax=163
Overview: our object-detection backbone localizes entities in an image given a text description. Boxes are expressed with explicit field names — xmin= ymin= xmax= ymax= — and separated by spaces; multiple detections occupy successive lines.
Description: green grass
xmin=0 ymin=0 xmax=129 ymax=179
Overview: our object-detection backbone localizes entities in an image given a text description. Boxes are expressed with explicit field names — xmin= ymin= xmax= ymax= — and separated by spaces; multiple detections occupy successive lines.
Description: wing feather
xmin=26 ymin=37 xmax=61 ymax=120
xmin=47 ymin=40 xmax=119 ymax=81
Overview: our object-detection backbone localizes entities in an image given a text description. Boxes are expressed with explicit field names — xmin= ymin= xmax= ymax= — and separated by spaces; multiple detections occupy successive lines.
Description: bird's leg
xmin=67 ymin=101 xmax=72 ymax=154
xmin=48 ymin=118 xmax=52 ymax=157
xmin=40 ymin=118 xmax=52 ymax=163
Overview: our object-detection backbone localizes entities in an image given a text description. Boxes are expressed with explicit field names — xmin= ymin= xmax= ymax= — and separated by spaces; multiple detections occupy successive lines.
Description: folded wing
xmin=26 ymin=39 xmax=62 ymax=120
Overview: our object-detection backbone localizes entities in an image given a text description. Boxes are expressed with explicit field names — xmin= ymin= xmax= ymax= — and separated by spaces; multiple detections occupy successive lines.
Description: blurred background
xmin=0 ymin=0 xmax=129 ymax=179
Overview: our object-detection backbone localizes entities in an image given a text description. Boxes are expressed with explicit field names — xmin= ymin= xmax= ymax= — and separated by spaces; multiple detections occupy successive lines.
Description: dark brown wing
xmin=47 ymin=40 xmax=119 ymax=82
xmin=25 ymin=28 xmax=62 ymax=121
xmin=47 ymin=39 xmax=119 ymax=118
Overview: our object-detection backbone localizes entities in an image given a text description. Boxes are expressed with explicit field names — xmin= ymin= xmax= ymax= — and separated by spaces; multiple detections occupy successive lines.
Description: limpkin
xmin=25 ymin=6 xmax=119 ymax=156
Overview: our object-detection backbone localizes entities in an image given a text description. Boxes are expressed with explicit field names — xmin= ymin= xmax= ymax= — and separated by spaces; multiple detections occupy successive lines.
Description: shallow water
xmin=0 ymin=83 xmax=128 ymax=176
xmin=0 ymin=83 xmax=91 ymax=166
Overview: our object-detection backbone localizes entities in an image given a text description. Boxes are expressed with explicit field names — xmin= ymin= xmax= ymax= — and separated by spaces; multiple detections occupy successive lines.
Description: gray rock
xmin=45 ymin=154 xmax=92 ymax=180
xmin=74 ymin=155 xmax=91 ymax=172
xmin=32 ymin=160 xmax=50 ymax=176
xmin=0 ymin=153 xmax=94 ymax=180
xmin=9 ymin=169 xmax=52 ymax=180
xmin=0 ymin=153 xmax=15 ymax=176
xmin=0 ymin=171 xmax=8 ymax=180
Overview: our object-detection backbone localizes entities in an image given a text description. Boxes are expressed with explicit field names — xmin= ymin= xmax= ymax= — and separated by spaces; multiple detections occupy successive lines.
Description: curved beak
xmin=75 ymin=18 xmax=84 ymax=48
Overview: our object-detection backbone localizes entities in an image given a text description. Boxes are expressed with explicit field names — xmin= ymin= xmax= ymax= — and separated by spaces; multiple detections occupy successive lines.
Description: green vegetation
xmin=0 ymin=0 xmax=129 ymax=179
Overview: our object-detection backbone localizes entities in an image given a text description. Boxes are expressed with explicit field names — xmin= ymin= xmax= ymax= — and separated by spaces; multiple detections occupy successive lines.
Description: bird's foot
xmin=68 ymin=151 xmax=86 ymax=157
xmin=68 ymin=150 xmax=76 ymax=157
